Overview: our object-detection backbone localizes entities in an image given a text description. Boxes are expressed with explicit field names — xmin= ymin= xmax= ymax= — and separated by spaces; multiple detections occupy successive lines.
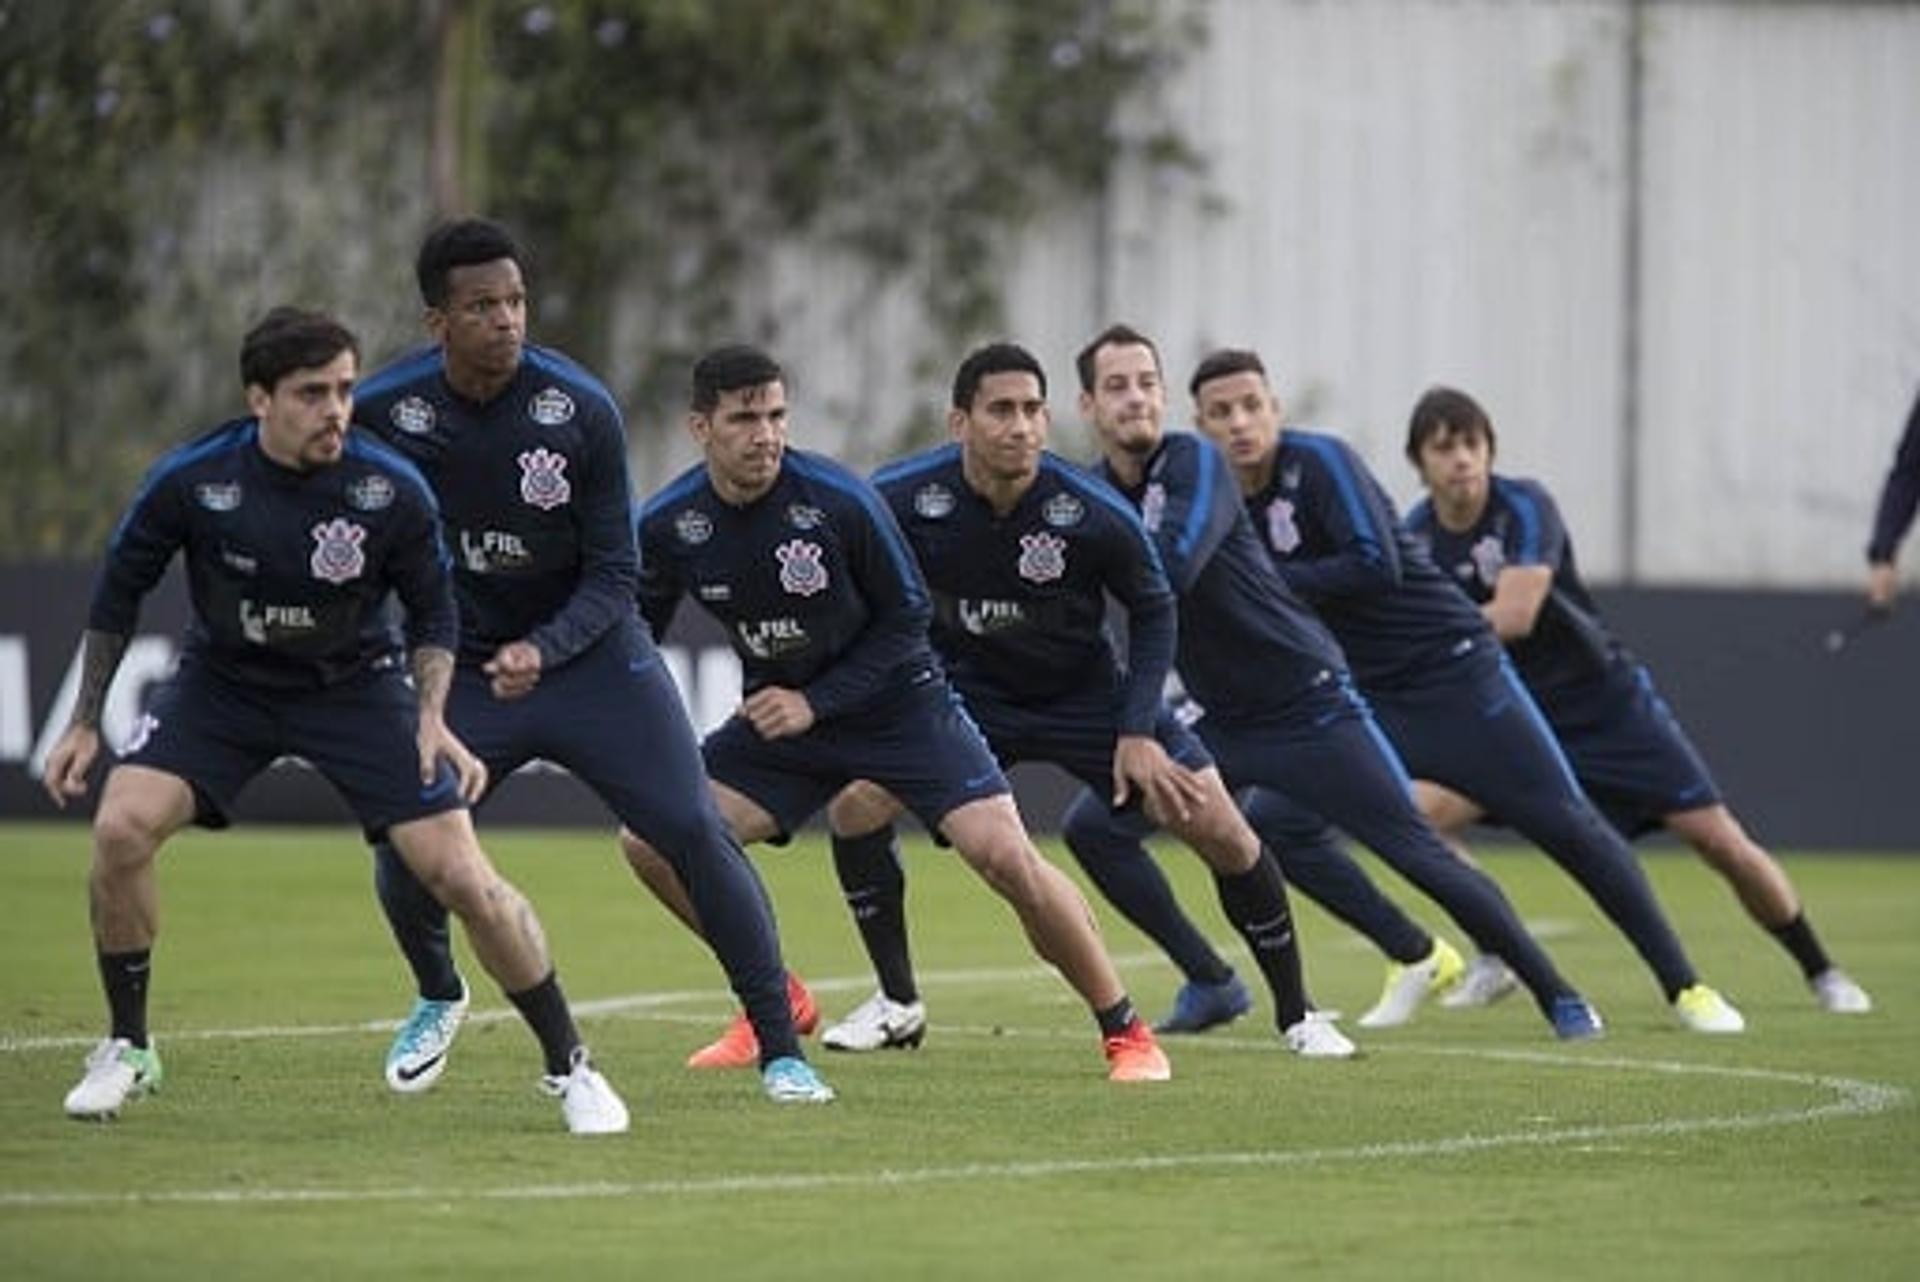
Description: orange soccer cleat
xmin=686 ymin=972 xmax=820 ymax=1069
xmin=1102 ymin=1018 xmax=1172 ymax=1083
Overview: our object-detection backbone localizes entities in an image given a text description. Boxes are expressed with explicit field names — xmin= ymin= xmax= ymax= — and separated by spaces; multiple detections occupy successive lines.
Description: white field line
xmin=1 ymin=962 xmax=1907 ymax=1210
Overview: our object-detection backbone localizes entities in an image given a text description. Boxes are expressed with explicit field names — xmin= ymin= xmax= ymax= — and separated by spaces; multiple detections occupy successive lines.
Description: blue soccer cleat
xmin=1549 ymin=995 xmax=1605 ymax=1041
xmin=1153 ymin=975 xmax=1254 ymax=1035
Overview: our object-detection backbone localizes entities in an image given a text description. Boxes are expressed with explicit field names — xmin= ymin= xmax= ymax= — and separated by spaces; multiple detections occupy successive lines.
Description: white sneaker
xmin=64 ymin=1037 xmax=163 ymax=1120
xmin=820 ymin=991 xmax=927 ymax=1052
xmin=1357 ymin=939 xmax=1465 ymax=1028
xmin=541 ymin=1048 xmax=630 ymax=1135
xmin=1673 ymin=984 xmax=1746 ymax=1034
xmin=385 ymin=980 xmax=470 ymax=1094
xmin=1440 ymin=954 xmax=1520 ymax=1009
xmin=1811 ymin=969 xmax=1872 ymax=1014
xmin=1282 ymin=1016 xmax=1358 ymax=1059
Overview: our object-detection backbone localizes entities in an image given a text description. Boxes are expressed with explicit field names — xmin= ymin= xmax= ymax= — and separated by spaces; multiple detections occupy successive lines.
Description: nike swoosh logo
xmin=396 ymin=1053 xmax=445 ymax=1083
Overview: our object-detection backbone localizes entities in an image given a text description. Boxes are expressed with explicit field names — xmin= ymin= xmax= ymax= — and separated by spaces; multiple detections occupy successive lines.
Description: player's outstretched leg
xmin=390 ymin=810 xmax=628 ymax=1134
xmin=941 ymin=795 xmax=1171 ymax=1082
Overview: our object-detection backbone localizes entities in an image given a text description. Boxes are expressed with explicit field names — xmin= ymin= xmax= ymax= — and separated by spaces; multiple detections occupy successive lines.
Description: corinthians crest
xmin=1017 ymin=531 xmax=1067 ymax=583
xmin=310 ymin=517 xmax=367 ymax=585
xmin=775 ymin=538 xmax=829 ymax=596
xmin=517 ymin=447 xmax=571 ymax=510
xmin=1264 ymin=497 xmax=1301 ymax=554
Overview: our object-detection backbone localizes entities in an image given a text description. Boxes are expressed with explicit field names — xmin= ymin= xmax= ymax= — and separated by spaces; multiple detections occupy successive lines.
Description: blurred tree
xmin=0 ymin=0 xmax=1198 ymax=557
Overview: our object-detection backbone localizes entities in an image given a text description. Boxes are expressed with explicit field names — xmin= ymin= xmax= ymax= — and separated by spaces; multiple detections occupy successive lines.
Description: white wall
xmin=757 ymin=0 xmax=1920 ymax=587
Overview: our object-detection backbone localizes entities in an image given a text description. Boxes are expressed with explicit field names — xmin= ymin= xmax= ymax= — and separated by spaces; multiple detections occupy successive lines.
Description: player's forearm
xmin=68 ymin=629 xmax=130 ymax=729
xmin=410 ymin=646 xmax=456 ymax=721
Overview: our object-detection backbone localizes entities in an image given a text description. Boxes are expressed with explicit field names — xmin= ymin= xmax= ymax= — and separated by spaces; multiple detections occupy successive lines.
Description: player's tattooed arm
xmin=410 ymin=645 xmax=456 ymax=722
xmin=70 ymin=630 xmax=130 ymax=729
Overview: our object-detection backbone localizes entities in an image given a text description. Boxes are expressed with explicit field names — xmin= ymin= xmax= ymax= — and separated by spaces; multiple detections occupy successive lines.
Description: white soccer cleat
xmin=1282 ymin=1015 xmax=1358 ymax=1059
xmin=541 ymin=1048 xmax=630 ymax=1135
xmin=64 ymin=1037 xmax=163 ymax=1120
xmin=1810 ymin=969 xmax=1872 ymax=1014
xmin=1357 ymin=939 xmax=1465 ymax=1028
xmin=1440 ymin=954 xmax=1520 ymax=1009
xmin=820 ymin=991 xmax=927 ymax=1052
xmin=385 ymin=980 xmax=470 ymax=1093
xmin=1673 ymin=984 xmax=1746 ymax=1034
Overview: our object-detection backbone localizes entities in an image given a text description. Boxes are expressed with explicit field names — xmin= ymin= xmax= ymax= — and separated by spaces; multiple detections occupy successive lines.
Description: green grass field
xmin=2 ymin=822 xmax=1915 ymax=1280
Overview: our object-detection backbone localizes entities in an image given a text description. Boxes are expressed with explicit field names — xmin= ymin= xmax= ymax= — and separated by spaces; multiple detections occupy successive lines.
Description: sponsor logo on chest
xmin=958 ymin=598 xmax=1026 ymax=635
xmin=736 ymin=616 xmax=809 ymax=659
xmin=240 ymin=599 xmax=318 ymax=644
xmin=459 ymin=528 xmax=532 ymax=573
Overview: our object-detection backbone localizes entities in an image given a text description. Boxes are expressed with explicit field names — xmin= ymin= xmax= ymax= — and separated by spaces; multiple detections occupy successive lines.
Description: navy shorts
xmin=703 ymin=674 xmax=1009 ymax=839
xmin=1536 ymin=663 xmax=1722 ymax=838
xmin=120 ymin=656 xmax=463 ymax=839
xmin=959 ymin=679 xmax=1212 ymax=810
xmin=1367 ymin=645 xmax=1593 ymax=820
xmin=449 ymin=620 xmax=729 ymax=851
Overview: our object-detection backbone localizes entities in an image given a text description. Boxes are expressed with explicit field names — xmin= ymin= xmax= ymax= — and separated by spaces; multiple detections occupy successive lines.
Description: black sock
xmin=98 ymin=949 xmax=151 ymax=1048
xmin=1769 ymin=913 xmax=1833 ymax=980
xmin=373 ymin=841 xmax=465 ymax=1001
xmin=1215 ymin=850 xmax=1309 ymax=1029
xmin=505 ymin=971 xmax=581 ymax=1077
xmin=1094 ymin=996 xmax=1139 ymax=1039
xmin=830 ymin=826 xmax=919 ymax=1003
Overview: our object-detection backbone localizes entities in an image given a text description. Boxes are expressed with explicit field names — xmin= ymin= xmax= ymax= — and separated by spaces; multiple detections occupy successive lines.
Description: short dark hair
xmin=239 ymin=307 xmax=358 ymax=392
xmin=1405 ymin=385 xmax=1497 ymax=463
xmin=416 ymin=217 xmax=524 ymax=308
xmin=690 ymin=344 xmax=785 ymax=413
xmin=1188 ymin=348 xmax=1267 ymax=399
xmin=951 ymin=342 xmax=1047 ymax=410
xmin=1074 ymin=323 xmax=1161 ymax=393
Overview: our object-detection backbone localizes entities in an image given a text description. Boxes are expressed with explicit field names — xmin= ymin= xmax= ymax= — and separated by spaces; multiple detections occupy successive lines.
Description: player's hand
xmin=418 ymin=715 xmax=489 ymax=804
xmin=741 ymin=686 xmax=815 ymax=741
xmin=41 ymin=724 xmax=101 ymax=809
xmin=1866 ymin=562 xmax=1898 ymax=612
xmin=1112 ymin=733 xmax=1207 ymax=824
xmin=483 ymin=640 xmax=543 ymax=701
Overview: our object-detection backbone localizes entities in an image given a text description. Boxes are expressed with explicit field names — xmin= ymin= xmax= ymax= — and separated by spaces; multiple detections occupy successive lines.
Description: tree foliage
xmin=0 ymin=0 xmax=1199 ymax=557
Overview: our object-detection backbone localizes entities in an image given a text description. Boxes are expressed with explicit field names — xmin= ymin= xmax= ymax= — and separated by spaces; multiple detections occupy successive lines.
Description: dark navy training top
xmin=637 ymin=448 xmax=940 ymax=721
xmin=1246 ymin=429 xmax=1492 ymax=690
xmin=356 ymin=342 xmax=637 ymax=669
xmin=873 ymin=443 xmax=1175 ymax=735
xmin=1406 ymin=473 xmax=1631 ymax=696
xmin=89 ymin=417 xmax=453 ymax=689
xmin=1099 ymin=431 xmax=1345 ymax=722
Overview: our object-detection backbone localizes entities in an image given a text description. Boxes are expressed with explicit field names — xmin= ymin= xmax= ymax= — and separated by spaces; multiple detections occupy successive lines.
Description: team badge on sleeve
xmin=346 ymin=474 xmax=395 ymax=512
xmin=1017 ymin=531 xmax=1067 ymax=583
xmin=529 ymin=387 xmax=575 ymax=426
xmin=194 ymin=482 xmax=242 ymax=512
xmin=914 ymin=483 xmax=955 ymax=519
xmin=1042 ymin=492 xmax=1085 ymax=528
xmin=775 ymin=539 xmax=829 ymax=596
xmin=309 ymin=517 xmax=368 ymax=584
xmin=517 ymin=447 xmax=572 ymax=510
xmin=675 ymin=508 xmax=713 ymax=545
xmin=391 ymin=397 xmax=436 ymax=435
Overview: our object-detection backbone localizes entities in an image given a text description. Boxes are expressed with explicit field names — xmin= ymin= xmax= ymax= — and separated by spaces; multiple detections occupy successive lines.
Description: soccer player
xmin=354 ymin=219 xmax=828 ymax=1104
xmin=41 ymin=307 xmax=628 ymax=1133
xmin=622 ymin=343 xmax=1174 ymax=1082
xmin=1866 ymin=385 xmax=1920 ymax=610
xmin=818 ymin=342 xmax=1351 ymax=1057
xmin=1167 ymin=350 xmax=1744 ymax=1030
xmin=1404 ymin=384 xmax=1872 ymax=1014
xmin=1068 ymin=326 xmax=1603 ymax=1041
